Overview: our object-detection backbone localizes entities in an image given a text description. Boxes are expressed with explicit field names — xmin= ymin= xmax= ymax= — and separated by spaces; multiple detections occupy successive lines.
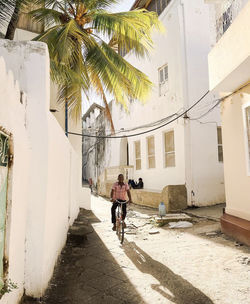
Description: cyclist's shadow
xmin=123 ymin=241 xmax=214 ymax=304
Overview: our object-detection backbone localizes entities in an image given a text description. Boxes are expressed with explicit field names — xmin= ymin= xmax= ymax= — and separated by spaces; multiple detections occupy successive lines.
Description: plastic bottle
xmin=159 ymin=202 xmax=166 ymax=217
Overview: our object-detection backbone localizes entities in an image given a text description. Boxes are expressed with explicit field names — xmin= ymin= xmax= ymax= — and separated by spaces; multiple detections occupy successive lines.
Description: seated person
xmin=128 ymin=179 xmax=137 ymax=189
xmin=128 ymin=178 xmax=144 ymax=189
xmin=136 ymin=178 xmax=144 ymax=189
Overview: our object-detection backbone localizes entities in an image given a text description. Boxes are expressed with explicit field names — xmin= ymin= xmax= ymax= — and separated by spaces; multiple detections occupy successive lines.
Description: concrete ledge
xmin=132 ymin=185 xmax=187 ymax=211
xmin=221 ymin=213 xmax=250 ymax=246
xmin=131 ymin=188 xmax=162 ymax=208
xmin=162 ymin=185 xmax=187 ymax=212
xmin=98 ymin=182 xmax=187 ymax=211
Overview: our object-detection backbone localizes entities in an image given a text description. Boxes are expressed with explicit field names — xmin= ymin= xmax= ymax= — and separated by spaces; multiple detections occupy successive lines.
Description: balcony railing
xmin=216 ymin=0 xmax=244 ymax=42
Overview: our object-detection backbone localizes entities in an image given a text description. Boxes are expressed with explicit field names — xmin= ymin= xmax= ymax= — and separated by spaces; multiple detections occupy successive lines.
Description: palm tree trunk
xmin=102 ymin=92 xmax=115 ymax=135
xmin=5 ymin=1 xmax=21 ymax=40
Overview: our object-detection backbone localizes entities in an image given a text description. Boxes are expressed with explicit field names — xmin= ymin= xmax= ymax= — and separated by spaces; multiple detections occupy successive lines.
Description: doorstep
xmin=221 ymin=213 xmax=250 ymax=246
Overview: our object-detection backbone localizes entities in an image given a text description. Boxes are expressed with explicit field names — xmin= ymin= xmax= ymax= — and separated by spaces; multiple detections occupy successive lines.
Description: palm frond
xmin=86 ymin=38 xmax=152 ymax=108
xmin=92 ymin=9 xmax=163 ymax=58
xmin=29 ymin=7 xmax=66 ymax=27
xmin=29 ymin=0 xmax=161 ymax=121
xmin=0 ymin=0 xmax=14 ymax=28
xmin=82 ymin=0 xmax=119 ymax=11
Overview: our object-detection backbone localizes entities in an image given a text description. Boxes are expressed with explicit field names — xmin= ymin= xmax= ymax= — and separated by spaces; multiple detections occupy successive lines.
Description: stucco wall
xmin=221 ymin=91 xmax=250 ymax=221
xmin=208 ymin=0 xmax=250 ymax=92
xmin=14 ymin=28 xmax=37 ymax=41
xmin=0 ymin=40 xmax=83 ymax=303
xmin=88 ymin=0 xmax=225 ymax=206
xmin=182 ymin=0 xmax=225 ymax=205
xmin=0 ymin=56 xmax=29 ymax=304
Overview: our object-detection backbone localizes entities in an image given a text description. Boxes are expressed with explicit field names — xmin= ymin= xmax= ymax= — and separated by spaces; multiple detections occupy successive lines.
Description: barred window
xmin=217 ymin=127 xmax=223 ymax=163
xmin=159 ymin=64 xmax=168 ymax=96
xmin=147 ymin=0 xmax=171 ymax=16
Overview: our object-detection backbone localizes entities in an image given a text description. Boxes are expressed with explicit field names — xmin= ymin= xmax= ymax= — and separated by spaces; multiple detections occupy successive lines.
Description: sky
xmin=82 ymin=0 xmax=137 ymax=114
xmin=112 ymin=0 xmax=136 ymax=12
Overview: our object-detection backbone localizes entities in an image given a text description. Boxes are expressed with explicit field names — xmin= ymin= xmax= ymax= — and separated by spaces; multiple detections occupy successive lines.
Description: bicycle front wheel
xmin=120 ymin=223 xmax=125 ymax=244
xmin=116 ymin=222 xmax=121 ymax=239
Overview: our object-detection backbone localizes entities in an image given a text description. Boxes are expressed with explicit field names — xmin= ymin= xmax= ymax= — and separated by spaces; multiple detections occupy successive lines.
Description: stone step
xmin=156 ymin=213 xmax=192 ymax=224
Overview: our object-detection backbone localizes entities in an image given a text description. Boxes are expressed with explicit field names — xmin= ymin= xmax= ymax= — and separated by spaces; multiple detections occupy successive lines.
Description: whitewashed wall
xmin=0 ymin=55 xmax=29 ymax=304
xmin=207 ymin=0 xmax=250 ymax=217
xmin=0 ymin=39 xmax=83 ymax=303
xmin=92 ymin=0 xmax=225 ymax=206
xmin=181 ymin=0 xmax=225 ymax=205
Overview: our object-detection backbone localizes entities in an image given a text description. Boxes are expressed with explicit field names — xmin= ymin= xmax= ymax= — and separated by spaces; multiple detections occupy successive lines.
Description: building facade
xmin=83 ymin=0 xmax=225 ymax=207
xmin=82 ymin=103 xmax=108 ymax=186
xmin=206 ymin=0 xmax=250 ymax=245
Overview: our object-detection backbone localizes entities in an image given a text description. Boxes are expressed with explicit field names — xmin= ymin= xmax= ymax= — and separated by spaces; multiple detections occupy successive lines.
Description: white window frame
xmin=147 ymin=136 xmax=156 ymax=169
xmin=163 ymin=129 xmax=175 ymax=168
xmin=158 ymin=64 xmax=169 ymax=96
xmin=217 ymin=126 xmax=223 ymax=163
xmin=134 ymin=140 xmax=141 ymax=171
xmin=242 ymin=102 xmax=250 ymax=176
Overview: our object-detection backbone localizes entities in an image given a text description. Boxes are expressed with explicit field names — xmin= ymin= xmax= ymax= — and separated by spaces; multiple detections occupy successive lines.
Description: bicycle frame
xmin=115 ymin=200 xmax=128 ymax=244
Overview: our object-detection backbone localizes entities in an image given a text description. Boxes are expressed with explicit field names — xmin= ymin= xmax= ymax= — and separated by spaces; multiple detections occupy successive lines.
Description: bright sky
xmin=112 ymin=0 xmax=136 ymax=12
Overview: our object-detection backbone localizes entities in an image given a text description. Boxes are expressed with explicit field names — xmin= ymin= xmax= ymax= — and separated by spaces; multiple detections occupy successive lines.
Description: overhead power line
xmin=75 ymin=81 xmax=250 ymax=140
xmin=71 ymin=90 xmax=210 ymax=139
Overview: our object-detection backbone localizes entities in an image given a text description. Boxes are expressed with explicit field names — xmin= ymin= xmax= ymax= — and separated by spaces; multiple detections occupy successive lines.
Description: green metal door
xmin=0 ymin=132 xmax=9 ymax=290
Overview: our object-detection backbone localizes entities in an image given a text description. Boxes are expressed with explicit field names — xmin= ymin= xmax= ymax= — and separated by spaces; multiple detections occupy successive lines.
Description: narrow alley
xmin=24 ymin=196 xmax=250 ymax=304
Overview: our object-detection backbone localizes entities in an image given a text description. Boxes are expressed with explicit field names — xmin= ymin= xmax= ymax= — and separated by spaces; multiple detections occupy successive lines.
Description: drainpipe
xmin=178 ymin=0 xmax=194 ymax=206
xmin=65 ymin=100 xmax=68 ymax=137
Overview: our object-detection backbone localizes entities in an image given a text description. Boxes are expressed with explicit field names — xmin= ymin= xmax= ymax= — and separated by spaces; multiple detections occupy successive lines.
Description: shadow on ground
xmin=22 ymin=209 xmax=144 ymax=304
xmin=123 ymin=241 xmax=214 ymax=304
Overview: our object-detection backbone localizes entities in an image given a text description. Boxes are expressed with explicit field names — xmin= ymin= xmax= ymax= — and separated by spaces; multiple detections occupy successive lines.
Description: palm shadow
xmin=123 ymin=241 xmax=214 ymax=304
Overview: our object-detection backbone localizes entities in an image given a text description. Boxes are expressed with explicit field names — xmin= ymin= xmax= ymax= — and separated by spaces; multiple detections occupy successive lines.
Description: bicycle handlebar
xmin=114 ymin=200 xmax=129 ymax=204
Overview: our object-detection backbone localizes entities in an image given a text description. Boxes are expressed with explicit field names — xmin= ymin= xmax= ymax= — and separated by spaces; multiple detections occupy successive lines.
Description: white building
xmin=82 ymin=103 xmax=107 ymax=186
xmin=206 ymin=0 xmax=250 ymax=245
xmin=83 ymin=0 xmax=225 ymax=207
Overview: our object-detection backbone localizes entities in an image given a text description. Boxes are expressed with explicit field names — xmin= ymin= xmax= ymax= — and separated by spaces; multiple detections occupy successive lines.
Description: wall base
xmin=221 ymin=213 xmax=250 ymax=246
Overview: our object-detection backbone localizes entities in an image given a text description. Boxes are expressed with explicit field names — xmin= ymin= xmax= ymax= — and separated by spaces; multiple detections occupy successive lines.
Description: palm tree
xmin=0 ymin=0 xmax=34 ymax=39
xmin=29 ymin=0 xmax=161 ymax=131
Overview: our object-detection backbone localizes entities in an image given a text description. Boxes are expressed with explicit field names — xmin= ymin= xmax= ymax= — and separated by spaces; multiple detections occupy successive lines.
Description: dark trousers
xmin=111 ymin=200 xmax=127 ymax=224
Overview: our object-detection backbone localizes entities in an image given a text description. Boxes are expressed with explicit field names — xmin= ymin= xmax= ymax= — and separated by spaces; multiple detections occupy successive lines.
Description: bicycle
xmin=115 ymin=200 xmax=128 ymax=244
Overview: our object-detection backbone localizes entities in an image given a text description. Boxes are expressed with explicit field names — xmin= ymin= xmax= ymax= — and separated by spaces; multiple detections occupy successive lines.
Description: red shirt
xmin=112 ymin=182 xmax=129 ymax=200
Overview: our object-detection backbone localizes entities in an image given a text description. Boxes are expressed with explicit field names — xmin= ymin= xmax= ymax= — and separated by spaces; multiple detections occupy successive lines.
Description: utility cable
xmin=76 ymin=81 xmax=250 ymax=139
xmin=70 ymin=90 xmax=210 ymax=139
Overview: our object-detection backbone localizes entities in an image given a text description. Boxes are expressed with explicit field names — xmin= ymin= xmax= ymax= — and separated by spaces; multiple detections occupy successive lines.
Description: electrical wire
xmin=71 ymin=90 xmax=210 ymax=139
xmin=77 ymin=81 xmax=250 ymax=139
xmin=83 ymin=109 xmax=182 ymax=135
xmin=190 ymin=99 xmax=221 ymax=120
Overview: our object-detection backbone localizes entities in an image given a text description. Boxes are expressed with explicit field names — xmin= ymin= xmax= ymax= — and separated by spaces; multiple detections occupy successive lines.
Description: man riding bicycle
xmin=110 ymin=174 xmax=132 ymax=231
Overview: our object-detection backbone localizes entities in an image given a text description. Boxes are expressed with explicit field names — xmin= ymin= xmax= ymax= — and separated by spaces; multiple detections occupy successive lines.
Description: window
xmin=217 ymin=127 xmax=223 ymax=162
xmin=147 ymin=136 xmax=156 ymax=169
xmin=159 ymin=64 xmax=168 ymax=96
xmin=164 ymin=131 xmax=175 ymax=167
xmin=244 ymin=106 xmax=250 ymax=172
xmin=147 ymin=0 xmax=171 ymax=16
xmin=134 ymin=141 xmax=141 ymax=170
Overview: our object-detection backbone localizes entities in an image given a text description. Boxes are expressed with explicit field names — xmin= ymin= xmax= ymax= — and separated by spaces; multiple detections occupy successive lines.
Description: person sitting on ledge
xmin=128 ymin=179 xmax=137 ymax=189
xmin=128 ymin=178 xmax=144 ymax=189
xmin=136 ymin=178 xmax=144 ymax=189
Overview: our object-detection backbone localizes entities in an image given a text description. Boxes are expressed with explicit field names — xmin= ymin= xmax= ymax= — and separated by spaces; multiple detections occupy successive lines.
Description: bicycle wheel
xmin=120 ymin=223 xmax=125 ymax=244
xmin=116 ymin=221 xmax=121 ymax=239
